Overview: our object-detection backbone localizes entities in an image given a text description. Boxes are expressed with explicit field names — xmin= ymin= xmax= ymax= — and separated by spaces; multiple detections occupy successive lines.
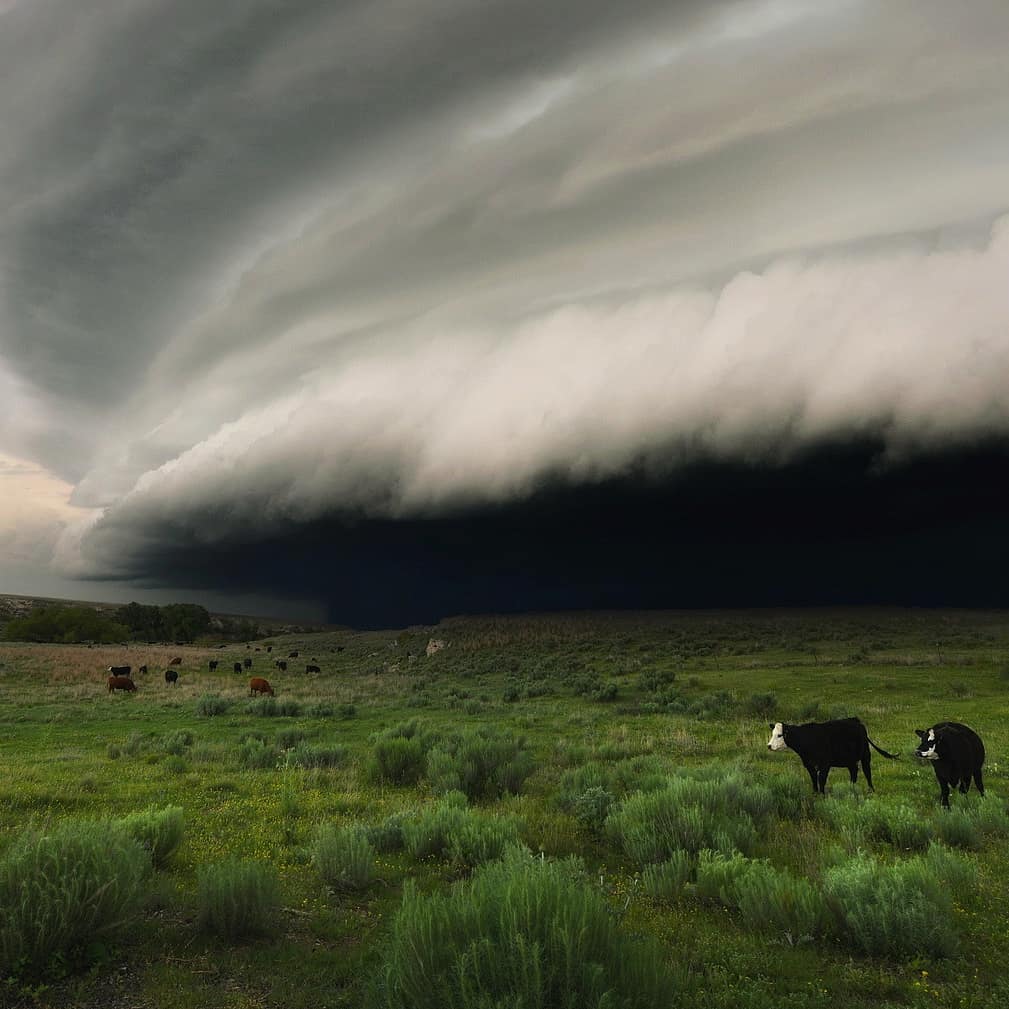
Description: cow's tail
xmin=867 ymin=737 xmax=900 ymax=760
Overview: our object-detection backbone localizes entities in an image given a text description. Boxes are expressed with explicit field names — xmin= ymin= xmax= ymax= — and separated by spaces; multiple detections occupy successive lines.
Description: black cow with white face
xmin=914 ymin=722 xmax=985 ymax=808
xmin=767 ymin=717 xmax=899 ymax=794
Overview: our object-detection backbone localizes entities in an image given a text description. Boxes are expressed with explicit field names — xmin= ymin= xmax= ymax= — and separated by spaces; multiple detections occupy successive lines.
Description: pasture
xmin=1 ymin=609 xmax=1009 ymax=1008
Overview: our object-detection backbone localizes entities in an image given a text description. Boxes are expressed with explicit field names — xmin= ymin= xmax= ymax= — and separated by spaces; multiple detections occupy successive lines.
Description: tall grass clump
xmin=247 ymin=697 xmax=302 ymax=717
xmin=402 ymin=795 xmax=522 ymax=868
xmin=606 ymin=777 xmax=759 ymax=862
xmin=731 ymin=860 xmax=827 ymax=938
xmin=372 ymin=848 xmax=677 ymax=1009
xmin=365 ymin=812 xmax=409 ymax=854
xmin=288 ymin=742 xmax=348 ymax=769
xmin=196 ymin=859 xmax=280 ymax=940
xmin=426 ymin=727 xmax=534 ymax=801
xmin=196 ymin=693 xmax=231 ymax=717
xmin=555 ymin=757 xmax=665 ymax=811
xmin=822 ymin=845 xmax=969 ymax=958
xmin=368 ymin=721 xmax=436 ymax=786
xmin=932 ymin=808 xmax=980 ymax=849
xmin=314 ymin=824 xmax=375 ymax=891
xmin=642 ymin=852 xmax=694 ymax=902
xmin=0 ymin=820 xmax=148 ymax=977
xmin=821 ymin=797 xmax=932 ymax=851
xmin=119 ymin=805 xmax=185 ymax=869
xmin=238 ymin=737 xmax=280 ymax=770
xmin=963 ymin=796 xmax=1009 ymax=839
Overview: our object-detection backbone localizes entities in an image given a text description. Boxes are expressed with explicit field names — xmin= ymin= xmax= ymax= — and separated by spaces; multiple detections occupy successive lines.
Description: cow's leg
xmin=803 ymin=762 xmax=818 ymax=793
xmin=861 ymin=754 xmax=874 ymax=792
xmin=974 ymin=768 xmax=985 ymax=796
xmin=939 ymin=777 xmax=951 ymax=808
xmin=847 ymin=764 xmax=858 ymax=786
xmin=816 ymin=767 xmax=829 ymax=794
xmin=959 ymin=775 xmax=970 ymax=795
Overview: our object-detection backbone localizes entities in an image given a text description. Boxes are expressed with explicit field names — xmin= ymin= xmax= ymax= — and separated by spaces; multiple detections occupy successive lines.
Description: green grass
xmin=2 ymin=609 xmax=1009 ymax=1006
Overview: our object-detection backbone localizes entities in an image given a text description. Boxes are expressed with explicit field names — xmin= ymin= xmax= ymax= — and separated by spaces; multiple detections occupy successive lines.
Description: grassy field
xmin=1 ymin=608 xmax=1008 ymax=1008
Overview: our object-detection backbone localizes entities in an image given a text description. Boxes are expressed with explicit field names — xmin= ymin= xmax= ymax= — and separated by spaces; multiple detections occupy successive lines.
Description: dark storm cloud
xmin=1 ymin=0 xmax=1009 ymax=615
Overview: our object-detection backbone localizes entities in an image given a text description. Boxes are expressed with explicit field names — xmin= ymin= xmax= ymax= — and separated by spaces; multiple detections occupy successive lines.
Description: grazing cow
xmin=108 ymin=675 xmax=136 ymax=693
xmin=914 ymin=722 xmax=985 ymax=808
xmin=169 ymin=656 xmax=182 ymax=666
xmin=233 ymin=662 xmax=243 ymax=674
xmin=138 ymin=664 xmax=148 ymax=675
xmin=249 ymin=677 xmax=275 ymax=696
xmin=108 ymin=664 xmax=131 ymax=677
xmin=267 ymin=646 xmax=273 ymax=653
xmin=275 ymin=660 xmax=288 ymax=671
xmin=767 ymin=717 xmax=899 ymax=794
xmin=209 ymin=660 xmax=219 ymax=671
xmin=243 ymin=657 xmax=253 ymax=669
xmin=305 ymin=663 xmax=320 ymax=674
xmin=165 ymin=668 xmax=179 ymax=686
xmin=288 ymin=650 xmax=299 ymax=658
xmin=336 ymin=646 xmax=345 ymax=653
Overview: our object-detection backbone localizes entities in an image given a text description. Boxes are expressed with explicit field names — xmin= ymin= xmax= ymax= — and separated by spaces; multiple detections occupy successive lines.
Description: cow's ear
xmin=914 ymin=729 xmax=925 ymax=739
xmin=769 ymin=723 xmax=775 ymax=730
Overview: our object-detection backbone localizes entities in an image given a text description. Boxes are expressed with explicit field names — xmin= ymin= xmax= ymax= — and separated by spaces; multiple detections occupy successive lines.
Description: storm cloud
xmin=2 ymin=0 xmax=1009 ymax=619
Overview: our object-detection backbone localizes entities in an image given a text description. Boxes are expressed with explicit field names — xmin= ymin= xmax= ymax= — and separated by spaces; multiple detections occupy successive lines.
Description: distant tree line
xmin=3 ymin=601 xmax=261 ymax=645
xmin=3 ymin=606 xmax=127 ymax=644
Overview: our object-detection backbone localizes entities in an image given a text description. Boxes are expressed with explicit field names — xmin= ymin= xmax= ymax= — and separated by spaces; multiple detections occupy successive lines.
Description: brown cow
xmin=249 ymin=677 xmax=275 ymax=696
xmin=169 ymin=656 xmax=182 ymax=666
xmin=108 ymin=675 xmax=136 ymax=693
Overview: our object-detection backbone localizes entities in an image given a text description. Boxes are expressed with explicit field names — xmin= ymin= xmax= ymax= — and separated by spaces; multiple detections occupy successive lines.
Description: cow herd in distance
xmin=104 ymin=643 xmax=331 ymax=698
xmin=768 ymin=716 xmax=987 ymax=808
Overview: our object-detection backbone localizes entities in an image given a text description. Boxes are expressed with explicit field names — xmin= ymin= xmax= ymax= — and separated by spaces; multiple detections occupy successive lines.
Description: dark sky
xmin=98 ymin=437 xmax=1009 ymax=628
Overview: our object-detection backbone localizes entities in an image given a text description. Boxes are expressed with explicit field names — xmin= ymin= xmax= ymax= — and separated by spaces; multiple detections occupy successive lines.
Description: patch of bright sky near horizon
xmin=0 ymin=0 xmax=1007 ymax=608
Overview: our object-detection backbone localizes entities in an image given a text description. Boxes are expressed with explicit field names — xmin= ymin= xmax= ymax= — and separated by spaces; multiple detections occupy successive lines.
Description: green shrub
xmin=246 ymin=697 xmax=302 ymax=717
xmin=276 ymin=728 xmax=307 ymax=750
xmin=119 ymin=806 xmax=185 ymax=868
xmin=425 ymin=727 xmax=534 ymax=801
xmin=238 ymin=738 xmax=280 ymax=770
xmin=743 ymin=692 xmax=778 ymax=716
xmin=571 ymin=786 xmax=614 ymax=834
xmin=556 ymin=757 xmax=665 ymax=812
xmin=0 ymin=820 xmax=148 ymax=977
xmin=365 ymin=813 xmax=409 ymax=854
xmin=162 ymin=730 xmax=195 ymax=756
xmin=314 ymin=824 xmax=375 ymax=891
xmin=606 ymin=778 xmax=759 ymax=862
xmin=288 ymin=742 xmax=348 ymax=769
xmin=642 ymin=852 xmax=694 ymax=902
xmin=371 ymin=735 xmax=427 ymax=785
xmin=196 ymin=859 xmax=280 ymax=940
xmin=373 ymin=848 xmax=677 ymax=1009
xmin=732 ymin=860 xmax=828 ymax=938
xmin=196 ymin=693 xmax=231 ymax=717
xmin=305 ymin=702 xmax=335 ymax=717
xmin=402 ymin=797 xmax=521 ymax=868
xmin=822 ymin=848 xmax=965 ymax=958
xmin=692 ymin=849 xmax=753 ymax=905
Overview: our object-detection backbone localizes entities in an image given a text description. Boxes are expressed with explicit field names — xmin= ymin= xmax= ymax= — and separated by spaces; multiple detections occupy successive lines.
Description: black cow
xmin=138 ymin=664 xmax=148 ymax=675
xmin=768 ymin=718 xmax=899 ymax=794
xmin=233 ymin=662 xmax=243 ymax=674
xmin=209 ymin=660 xmax=219 ymax=671
xmin=108 ymin=665 xmax=131 ymax=677
xmin=914 ymin=722 xmax=985 ymax=808
xmin=275 ymin=660 xmax=288 ymax=671
xmin=165 ymin=668 xmax=179 ymax=686
xmin=305 ymin=664 xmax=320 ymax=674
xmin=243 ymin=657 xmax=253 ymax=669
xmin=288 ymin=650 xmax=299 ymax=658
